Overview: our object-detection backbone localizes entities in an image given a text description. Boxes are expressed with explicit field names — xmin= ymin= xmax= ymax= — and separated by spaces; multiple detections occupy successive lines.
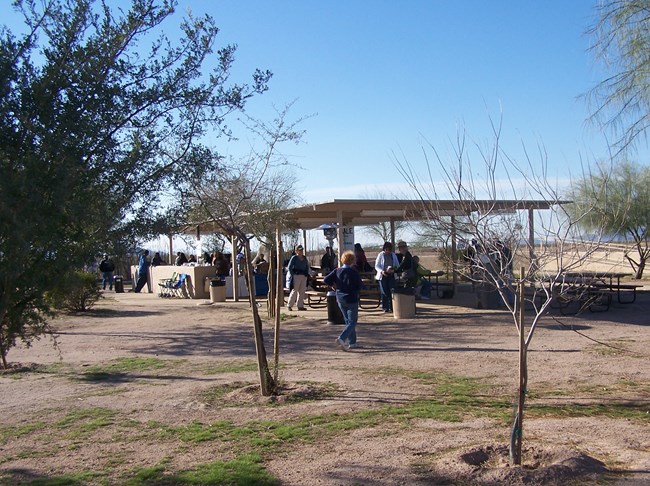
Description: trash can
xmin=476 ymin=282 xmax=501 ymax=309
xmin=113 ymin=275 xmax=124 ymax=293
xmin=327 ymin=291 xmax=344 ymax=325
xmin=392 ymin=287 xmax=416 ymax=319
xmin=209 ymin=279 xmax=226 ymax=303
xmin=254 ymin=273 xmax=269 ymax=297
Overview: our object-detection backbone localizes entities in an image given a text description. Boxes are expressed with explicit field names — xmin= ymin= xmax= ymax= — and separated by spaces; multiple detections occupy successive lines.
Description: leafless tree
xmin=394 ymin=117 xmax=609 ymax=464
xmin=188 ymin=103 xmax=305 ymax=396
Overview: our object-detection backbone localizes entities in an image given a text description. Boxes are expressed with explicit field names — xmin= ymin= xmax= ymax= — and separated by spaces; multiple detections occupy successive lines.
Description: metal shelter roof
xmin=286 ymin=198 xmax=561 ymax=229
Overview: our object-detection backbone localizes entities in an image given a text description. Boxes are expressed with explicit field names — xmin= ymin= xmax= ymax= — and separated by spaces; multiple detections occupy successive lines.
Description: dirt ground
xmin=1 ymin=280 xmax=649 ymax=485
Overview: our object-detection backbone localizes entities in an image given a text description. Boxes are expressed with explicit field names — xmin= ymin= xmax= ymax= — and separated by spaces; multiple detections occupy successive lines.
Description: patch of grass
xmin=77 ymin=356 xmax=178 ymax=383
xmin=124 ymin=454 xmax=279 ymax=486
xmin=123 ymin=459 xmax=171 ymax=485
xmin=530 ymin=378 xmax=650 ymax=400
xmin=55 ymin=407 xmax=116 ymax=439
xmin=198 ymin=361 xmax=259 ymax=375
xmin=0 ymin=421 xmax=47 ymax=445
xmin=88 ymin=356 xmax=172 ymax=373
xmin=527 ymin=401 xmax=650 ymax=421
xmin=173 ymin=454 xmax=279 ymax=485
xmin=371 ymin=366 xmax=491 ymax=398
xmin=11 ymin=470 xmax=106 ymax=485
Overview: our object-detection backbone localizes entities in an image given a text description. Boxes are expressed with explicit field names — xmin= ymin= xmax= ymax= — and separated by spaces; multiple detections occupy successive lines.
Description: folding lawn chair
xmin=158 ymin=272 xmax=180 ymax=297
xmin=168 ymin=273 xmax=189 ymax=298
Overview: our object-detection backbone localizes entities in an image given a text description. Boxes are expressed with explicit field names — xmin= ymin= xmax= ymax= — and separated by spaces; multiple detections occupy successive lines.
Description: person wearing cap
xmin=375 ymin=242 xmax=399 ymax=313
xmin=99 ymin=254 xmax=115 ymax=291
xmin=395 ymin=241 xmax=416 ymax=287
xmin=287 ymin=244 xmax=310 ymax=311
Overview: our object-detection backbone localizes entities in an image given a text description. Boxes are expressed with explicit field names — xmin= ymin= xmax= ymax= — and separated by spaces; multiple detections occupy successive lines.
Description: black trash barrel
xmin=113 ymin=276 xmax=124 ymax=293
xmin=327 ymin=291 xmax=344 ymax=325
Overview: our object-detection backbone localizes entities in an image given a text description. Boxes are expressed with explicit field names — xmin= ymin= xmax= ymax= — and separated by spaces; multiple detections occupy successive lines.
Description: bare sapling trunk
xmin=242 ymin=240 xmax=276 ymax=396
xmin=273 ymin=233 xmax=283 ymax=383
xmin=510 ymin=267 xmax=528 ymax=464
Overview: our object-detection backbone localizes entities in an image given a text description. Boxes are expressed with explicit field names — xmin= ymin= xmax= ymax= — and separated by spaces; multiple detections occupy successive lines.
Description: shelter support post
xmin=528 ymin=208 xmax=537 ymax=272
xmin=232 ymin=234 xmax=239 ymax=302
xmin=168 ymin=234 xmax=174 ymax=265
xmin=336 ymin=210 xmax=344 ymax=264
xmin=451 ymin=216 xmax=458 ymax=286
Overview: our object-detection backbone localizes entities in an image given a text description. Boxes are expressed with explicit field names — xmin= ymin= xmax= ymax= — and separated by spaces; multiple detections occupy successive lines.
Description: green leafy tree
xmin=569 ymin=160 xmax=650 ymax=278
xmin=0 ymin=0 xmax=271 ymax=368
xmin=589 ymin=0 xmax=650 ymax=151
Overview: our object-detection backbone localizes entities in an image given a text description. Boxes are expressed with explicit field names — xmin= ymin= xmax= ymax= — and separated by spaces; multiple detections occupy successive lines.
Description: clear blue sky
xmin=193 ymin=0 xmax=617 ymax=202
xmin=6 ymin=1 xmax=636 ymax=203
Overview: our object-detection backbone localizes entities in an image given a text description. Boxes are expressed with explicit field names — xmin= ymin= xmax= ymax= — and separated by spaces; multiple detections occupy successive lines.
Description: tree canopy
xmin=569 ymin=160 xmax=650 ymax=278
xmin=0 ymin=0 xmax=271 ymax=367
xmin=589 ymin=0 xmax=650 ymax=151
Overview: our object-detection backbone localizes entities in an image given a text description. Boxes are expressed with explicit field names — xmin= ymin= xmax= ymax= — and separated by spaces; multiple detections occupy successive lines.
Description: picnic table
xmin=306 ymin=271 xmax=381 ymax=310
xmin=546 ymin=271 xmax=642 ymax=314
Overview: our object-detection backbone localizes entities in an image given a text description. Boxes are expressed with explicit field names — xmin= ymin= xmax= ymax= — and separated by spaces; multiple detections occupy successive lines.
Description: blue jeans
xmin=102 ymin=271 xmax=114 ymax=290
xmin=337 ymin=299 xmax=359 ymax=345
xmin=419 ymin=280 xmax=432 ymax=298
xmin=379 ymin=276 xmax=395 ymax=311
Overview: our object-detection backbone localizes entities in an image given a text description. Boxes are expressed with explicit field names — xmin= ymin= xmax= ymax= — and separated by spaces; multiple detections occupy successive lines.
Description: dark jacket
xmin=395 ymin=251 xmax=416 ymax=287
xmin=324 ymin=265 xmax=363 ymax=304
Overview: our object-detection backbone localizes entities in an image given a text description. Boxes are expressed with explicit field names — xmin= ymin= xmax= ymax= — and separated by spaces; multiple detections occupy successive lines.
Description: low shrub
xmin=46 ymin=271 xmax=102 ymax=312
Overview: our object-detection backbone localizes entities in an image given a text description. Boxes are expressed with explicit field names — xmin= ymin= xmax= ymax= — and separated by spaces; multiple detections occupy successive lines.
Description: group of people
xmin=284 ymin=241 xmax=433 ymax=352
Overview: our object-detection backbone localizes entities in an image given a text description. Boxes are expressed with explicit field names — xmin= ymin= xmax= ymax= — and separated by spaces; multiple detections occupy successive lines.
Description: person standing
xmin=395 ymin=241 xmax=415 ymax=287
xmin=287 ymin=244 xmax=310 ymax=311
xmin=252 ymin=253 xmax=270 ymax=274
xmin=353 ymin=243 xmax=371 ymax=272
xmin=99 ymin=254 xmax=115 ymax=291
xmin=213 ymin=251 xmax=229 ymax=277
xmin=151 ymin=252 xmax=164 ymax=267
xmin=324 ymin=251 xmax=363 ymax=351
xmin=175 ymin=252 xmax=188 ymax=266
xmin=375 ymin=242 xmax=399 ymax=313
xmin=320 ymin=246 xmax=336 ymax=273
xmin=133 ymin=250 xmax=150 ymax=293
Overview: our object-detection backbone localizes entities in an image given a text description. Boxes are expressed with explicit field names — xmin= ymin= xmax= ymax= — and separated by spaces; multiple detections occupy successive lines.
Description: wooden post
xmin=274 ymin=228 xmax=283 ymax=382
xmin=515 ymin=265 xmax=526 ymax=464
xmin=232 ymin=234 xmax=239 ymax=302
xmin=451 ymin=215 xmax=458 ymax=287
xmin=528 ymin=208 xmax=537 ymax=272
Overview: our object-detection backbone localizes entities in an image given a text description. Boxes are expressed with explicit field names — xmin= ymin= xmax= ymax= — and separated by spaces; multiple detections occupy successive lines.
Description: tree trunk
xmin=635 ymin=258 xmax=645 ymax=279
xmin=273 ymin=231 xmax=283 ymax=383
xmin=510 ymin=268 xmax=528 ymax=465
xmin=242 ymin=241 xmax=275 ymax=396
